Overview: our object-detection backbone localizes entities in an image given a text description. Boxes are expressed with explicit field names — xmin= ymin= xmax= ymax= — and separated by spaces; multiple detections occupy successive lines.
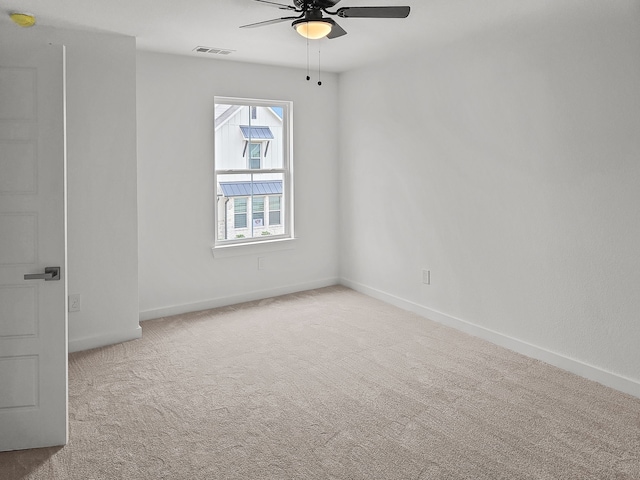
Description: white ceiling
xmin=0 ymin=0 xmax=552 ymax=72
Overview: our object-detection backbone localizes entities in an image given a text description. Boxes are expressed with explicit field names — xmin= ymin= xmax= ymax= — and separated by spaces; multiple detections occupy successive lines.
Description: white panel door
xmin=0 ymin=39 xmax=67 ymax=451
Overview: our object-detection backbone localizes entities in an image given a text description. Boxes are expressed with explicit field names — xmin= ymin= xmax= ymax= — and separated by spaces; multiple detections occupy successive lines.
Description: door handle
xmin=24 ymin=266 xmax=60 ymax=281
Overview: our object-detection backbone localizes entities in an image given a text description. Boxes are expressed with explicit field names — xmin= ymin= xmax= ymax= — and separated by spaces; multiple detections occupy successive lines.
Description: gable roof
xmin=215 ymin=105 xmax=283 ymax=130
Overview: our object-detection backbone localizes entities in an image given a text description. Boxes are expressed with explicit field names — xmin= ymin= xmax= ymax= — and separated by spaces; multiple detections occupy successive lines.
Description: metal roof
xmin=239 ymin=125 xmax=274 ymax=140
xmin=219 ymin=180 xmax=282 ymax=197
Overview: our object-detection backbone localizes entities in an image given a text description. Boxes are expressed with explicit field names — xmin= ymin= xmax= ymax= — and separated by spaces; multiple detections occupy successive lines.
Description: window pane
xmin=250 ymin=143 xmax=260 ymax=158
xmin=262 ymin=105 xmax=284 ymax=170
xmin=252 ymin=196 xmax=264 ymax=227
xmin=234 ymin=214 xmax=247 ymax=229
xmin=214 ymin=104 xmax=246 ymax=171
xmin=268 ymin=195 xmax=281 ymax=226
xmin=214 ymin=104 xmax=283 ymax=170
xmin=216 ymin=172 xmax=285 ymax=240
xmin=234 ymin=198 xmax=247 ymax=229
xmin=235 ymin=198 xmax=247 ymax=213
xmin=269 ymin=211 xmax=281 ymax=226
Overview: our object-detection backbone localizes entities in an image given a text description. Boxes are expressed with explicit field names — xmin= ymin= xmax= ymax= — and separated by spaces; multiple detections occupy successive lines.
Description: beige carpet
xmin=1 ymin=286 xmax=639 ymax=479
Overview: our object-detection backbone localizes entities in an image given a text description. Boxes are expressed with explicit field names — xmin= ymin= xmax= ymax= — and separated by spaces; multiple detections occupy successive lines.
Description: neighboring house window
xmin=252 ymin=196 xmax=265 ymax=227
xmin=214 ymin=97 xmax=293 ymax=245
xmin=249 ymin=142 xmax=261 ymax=169
xmin=269 ymin=196 xmax=281 ymax=225
xmin=234 ymin=198 xmax=247 ymax=229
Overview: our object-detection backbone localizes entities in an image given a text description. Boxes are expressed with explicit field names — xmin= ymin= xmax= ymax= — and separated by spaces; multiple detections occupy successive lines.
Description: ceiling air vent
xmin=193 ymin=46 xmax=235 ymax=55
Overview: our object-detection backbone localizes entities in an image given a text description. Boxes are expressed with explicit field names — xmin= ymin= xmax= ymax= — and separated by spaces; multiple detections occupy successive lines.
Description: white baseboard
xmin=139 ymin=277 xmax=340 ymax=322
xmin=69 ymin=325 xmax=142 ymax=353
xmin=340 ymin=278 xmax=640 ymax=399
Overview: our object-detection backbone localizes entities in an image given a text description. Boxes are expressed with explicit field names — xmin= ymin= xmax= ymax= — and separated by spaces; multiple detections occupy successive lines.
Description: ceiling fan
xmin=240 ymin=0 xmax=411 ymax=40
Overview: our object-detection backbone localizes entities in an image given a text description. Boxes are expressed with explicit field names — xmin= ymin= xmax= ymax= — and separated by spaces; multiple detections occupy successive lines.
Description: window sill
xmin=211 ymin=237 xmax=296 ymax=258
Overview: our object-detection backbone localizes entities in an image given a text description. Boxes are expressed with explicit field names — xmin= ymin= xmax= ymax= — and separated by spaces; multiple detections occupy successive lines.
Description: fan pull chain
xmin=317 ymin=44 xmax=322 ymax=86
xmin=306 ymin=35 xmax=310 ymax=81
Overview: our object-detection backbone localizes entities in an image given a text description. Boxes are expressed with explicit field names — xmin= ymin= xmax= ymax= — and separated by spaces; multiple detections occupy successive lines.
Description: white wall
xmin=0 ymin=26 xmax=140 ymax=352
xmin=137 ymin=52 xmax=339 ymax=318
xmin=339 ymin=2 xmax=640 ymax=396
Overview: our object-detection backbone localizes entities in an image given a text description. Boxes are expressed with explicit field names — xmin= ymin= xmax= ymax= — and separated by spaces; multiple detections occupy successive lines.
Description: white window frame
xmin=213 ymin=97 xmax=294 ymax=250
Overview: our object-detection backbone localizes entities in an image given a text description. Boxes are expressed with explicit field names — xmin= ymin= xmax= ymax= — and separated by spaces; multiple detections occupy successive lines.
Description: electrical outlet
xmin=422 ymin=269 xmax=431 ymax=285
xmin=69 ymin=294 xmax=81 ymax=312
xmin=258 ymin=257 xmax=265 ymax=270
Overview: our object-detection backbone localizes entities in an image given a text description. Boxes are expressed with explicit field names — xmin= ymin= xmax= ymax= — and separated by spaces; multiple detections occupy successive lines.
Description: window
xmin=252 ymin=196 xmax=265 ymax=227
xmin=249 ymin=143 xmax=261 ymax=169
xmin=234 ymin=198 xmax=247 ymax=229
xmin=269 ymin=196 xmax=281 ymax=225
xmin=214 ymin=98 xmax=293 ymax=245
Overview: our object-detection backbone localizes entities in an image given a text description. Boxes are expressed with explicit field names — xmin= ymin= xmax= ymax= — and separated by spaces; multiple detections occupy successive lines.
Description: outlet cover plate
xmin=69 ymin=294 xmax=81 ymax=312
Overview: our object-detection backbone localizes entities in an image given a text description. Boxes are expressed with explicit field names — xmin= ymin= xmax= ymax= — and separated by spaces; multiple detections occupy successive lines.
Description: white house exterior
xmin=214 ymin=104 xmax=286 ymax=241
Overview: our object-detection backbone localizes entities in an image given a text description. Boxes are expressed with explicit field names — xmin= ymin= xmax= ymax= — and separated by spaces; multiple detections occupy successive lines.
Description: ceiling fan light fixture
xmin=10 ymin=12 xmax=36 ymax=27
xmin=293 ymin=18 xmax=334 ymax=40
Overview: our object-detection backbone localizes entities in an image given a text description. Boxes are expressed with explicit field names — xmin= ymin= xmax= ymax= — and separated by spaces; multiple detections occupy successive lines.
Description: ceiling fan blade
xmin=239 ymin=16 xmax=300 ymax=28
xmin=327 ymin=21 xmax=347 ymax=39
xmin=335 ymin=6 xmax=410 ymax=18
xmin=252 ymin=0 xmax=298 ymax=11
